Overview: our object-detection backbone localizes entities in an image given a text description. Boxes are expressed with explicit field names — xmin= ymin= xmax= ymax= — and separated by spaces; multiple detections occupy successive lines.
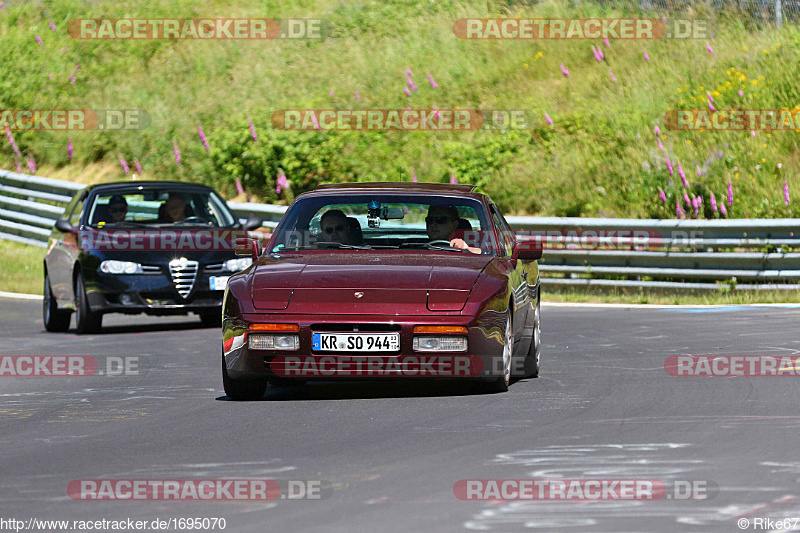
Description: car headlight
xmin=99 ymin=260 xmax=142 ymax=274
xmin=413 ymin=336 xmax=468 ymax=352
xmin=224 ymin=257 xmax=253 ymax=272
xmin=249 ymin=334 xmax=300 ymax=351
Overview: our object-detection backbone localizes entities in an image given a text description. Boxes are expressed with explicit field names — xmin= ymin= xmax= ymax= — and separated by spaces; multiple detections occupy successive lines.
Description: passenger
xmin=319 ymin=209 xmax=350 ymax=245
xmin=107 ymin=195 xmax=128 ymax=223
xmin=425 ymin=205 xmax=481 ymax=254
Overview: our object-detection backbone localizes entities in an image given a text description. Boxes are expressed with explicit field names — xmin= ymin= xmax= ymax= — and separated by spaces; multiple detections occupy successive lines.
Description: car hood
xmin=250 ymin=252 xmax=492 ymax=314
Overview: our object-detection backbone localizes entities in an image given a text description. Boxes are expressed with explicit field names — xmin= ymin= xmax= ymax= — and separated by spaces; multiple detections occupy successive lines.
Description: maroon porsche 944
xmin=221 ymin=182 xmax=542 ymax=399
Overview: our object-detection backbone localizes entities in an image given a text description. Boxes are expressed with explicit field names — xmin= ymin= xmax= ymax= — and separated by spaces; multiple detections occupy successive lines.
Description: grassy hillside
xmin=1 ymin=0 xmax=799 ymax=217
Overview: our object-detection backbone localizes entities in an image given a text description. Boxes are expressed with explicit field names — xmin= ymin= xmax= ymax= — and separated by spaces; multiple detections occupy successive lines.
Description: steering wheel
xmin=428 ymin=240 xmax=453 ymax=247
xmin=177 ymin=216 xmax=204 ymax=223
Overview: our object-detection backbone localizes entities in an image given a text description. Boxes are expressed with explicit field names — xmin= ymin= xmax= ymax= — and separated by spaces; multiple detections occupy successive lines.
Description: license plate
xmin=209 ymin=276 xmax=230 ymax=290
xmin=312 ymin=333 xmax=400 ymax=352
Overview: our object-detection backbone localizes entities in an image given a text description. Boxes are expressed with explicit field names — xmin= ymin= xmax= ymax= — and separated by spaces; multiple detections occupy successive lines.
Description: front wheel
xmin=199 ymin=310 xmax=221 ymax=328
xmin=74 ymin=274 xmax=102 ymax=334
xmin=473 ymin=309 xmax=513 ymax=394
xmin=43 ymin=272 xmax=71 ymax=332
xmin=222 ymin=353 xmax=268 ymax=401
xmin=522 ymin=288 xmax=541 ymax=378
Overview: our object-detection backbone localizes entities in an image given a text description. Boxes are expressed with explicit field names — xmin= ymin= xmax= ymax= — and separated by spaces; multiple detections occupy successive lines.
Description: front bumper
xmin=223 ymin=312 xmax=509 ymax=381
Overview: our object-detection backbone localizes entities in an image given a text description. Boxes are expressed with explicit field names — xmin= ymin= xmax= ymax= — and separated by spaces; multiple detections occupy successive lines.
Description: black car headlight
xmin=224 ymin=258 xmax=253 ymax=272
xmin=99 ymin=260 xmax=143 ymax=274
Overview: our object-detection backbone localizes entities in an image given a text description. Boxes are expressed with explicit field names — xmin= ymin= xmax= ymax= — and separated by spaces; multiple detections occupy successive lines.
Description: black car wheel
xmin=74 ymin=274 xmax=102 ymax=334
xmin=199 ymin=310 xmax=222 ymax=328
xmin=43 ymin=272 xmax=71 ymax=332
xmin=222 ymin=352 xmax=268 ymax=401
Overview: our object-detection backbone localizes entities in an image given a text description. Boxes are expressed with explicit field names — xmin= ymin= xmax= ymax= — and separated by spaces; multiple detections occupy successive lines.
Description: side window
xmin=69 ymin=193 xmax=86 ymax=227
xmin=489 ymin=204 xmax=513 ymax=257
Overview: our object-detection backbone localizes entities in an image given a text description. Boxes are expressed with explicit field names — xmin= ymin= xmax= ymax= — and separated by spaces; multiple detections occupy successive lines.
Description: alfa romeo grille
xmin=168 ymin=258 xmax=198 ymax=298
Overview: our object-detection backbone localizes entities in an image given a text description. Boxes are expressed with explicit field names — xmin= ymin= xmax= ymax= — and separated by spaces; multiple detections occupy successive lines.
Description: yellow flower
xmin=762 ymin=158 xmax=766 ymax=162
xmin=767 ymin=133 xmax=771 ymax=138
xmin=763 ymin=49 xmax=769 ymax=54
xmin=713 ymin=91 xmax=721 ymax=96
xmin=686 ymin=140 xmax=692 ymax=145
xmin=742 ymin=45 xmax=747 ymax=51
xmin=677 ymin=88 xmax=682 ymax=93
xmin=777 ymin=43 xmax=782 ymax=47
xmin=524 ymin=63 xmax=529 ymax=68
xmin=752 ymin=79 xmax=758 ymax=85
xmin=700 ymin=86 xmax=705 ymax=91
xmin=740 ymin=75 xmax=746 ymax=81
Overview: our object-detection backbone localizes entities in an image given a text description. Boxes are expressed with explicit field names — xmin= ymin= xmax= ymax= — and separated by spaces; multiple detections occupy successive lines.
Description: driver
xmin=164 ymin=193 xmax=187 ymax=223
xmin=425 ymin=206 xmax=481 ymax=254
xmin=319 ymin=209 xmax=351 ymax=245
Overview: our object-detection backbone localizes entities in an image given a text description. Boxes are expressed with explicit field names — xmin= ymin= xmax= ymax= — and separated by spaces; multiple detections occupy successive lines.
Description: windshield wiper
xmin=399 ymin=242 xmax=472 ymax=253
xmin=315 ymin=241 xmax=373 ymax=250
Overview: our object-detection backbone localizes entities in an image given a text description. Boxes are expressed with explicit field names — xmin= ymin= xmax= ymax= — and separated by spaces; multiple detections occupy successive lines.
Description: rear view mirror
xmin=242 ymin=214 xmax=263 ymax=231
xmin=55 ymin=219 xmax=73 ymax=232
xmin=515 ymin=239 xmax=543 ymax=261
xmin=235 ymin=237 xmax=260 ymax=262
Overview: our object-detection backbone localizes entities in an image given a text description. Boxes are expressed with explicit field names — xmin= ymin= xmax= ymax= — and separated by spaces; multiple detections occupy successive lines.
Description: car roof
xmin=313 ymin=182 xmax=478 ymax=194
xmin=82 ymin=181 xmax=218 ymax=194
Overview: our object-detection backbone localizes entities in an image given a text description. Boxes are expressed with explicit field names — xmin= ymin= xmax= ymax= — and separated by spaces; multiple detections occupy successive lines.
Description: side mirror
xmin=55 ymin=219 xmax=73 ymax=233
xmin=515 ymin=239 xmax=543 ymax=261
xmin=235 ymin=237 xmax=259 ymax=262
xmin=242 ymin=214 xmax=263 ymax=231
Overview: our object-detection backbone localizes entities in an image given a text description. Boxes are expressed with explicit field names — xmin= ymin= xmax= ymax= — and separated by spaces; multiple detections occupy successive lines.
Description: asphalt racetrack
xmin=2 ymin=296 xmax=800 ymax=532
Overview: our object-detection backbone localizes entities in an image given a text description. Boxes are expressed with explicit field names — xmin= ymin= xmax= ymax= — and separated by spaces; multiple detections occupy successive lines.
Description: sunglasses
xmin=425 ymin=216 xmax=454 ymax=224
xmin=323 ymin=224 xmax=346 ymax=234
xmin=110 ymin=207 xmax=127 ymax=213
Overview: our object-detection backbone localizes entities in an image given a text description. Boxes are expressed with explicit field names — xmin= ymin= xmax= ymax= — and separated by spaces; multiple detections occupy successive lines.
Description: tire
xmin=522 ymin=287 xmax=541 ymax=378
xmin=222 ymin=352 xmax=268 ymax=401
xmin=474 ymin=309 xmax=513 ymax=394
xmin=43 ymin=272 xmax=71 ymax=332
xmin=74 ymin=273 xmax=102 ymax=334
xmin=199 ymin=310 xmax=221 ymax=328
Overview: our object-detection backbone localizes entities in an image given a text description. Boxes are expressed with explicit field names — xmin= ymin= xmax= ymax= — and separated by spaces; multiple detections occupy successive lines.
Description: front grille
xmin=168 ymin=258 xmax=199 ymax=298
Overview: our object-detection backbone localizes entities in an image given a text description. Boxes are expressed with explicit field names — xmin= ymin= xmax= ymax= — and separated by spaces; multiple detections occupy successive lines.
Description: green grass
xmin=0 ymin=240 xmax=44 ymax=295
xmin=0 ymin=0 xmax=798 ymax=217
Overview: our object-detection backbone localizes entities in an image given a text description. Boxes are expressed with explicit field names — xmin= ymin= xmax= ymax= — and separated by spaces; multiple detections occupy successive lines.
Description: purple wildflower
xmin=657 ymin=138 xmax=663 ymax=151
xmin=198 ymin=125 xmax=209 ymax=151
xmin=35 ymin=34 xmax=43 ymax=46
xmin=5 ymin=127 xmax=21 ymax=157
xmin=49 ymin=20 xmax=56 ymax=31
xmin=48 ymin=73 xmax=53 ymax=79
xmin=134 ymin=159 xmax=142 ymax=174
xmin=609 ymin=69 xmax=616 ymax=82
xmin=654 ymin=125 xmax=660 ymax=136
xmin=706 ymin=42 xmax=714 ymax=55
xmin=560 ymin=63 xmax=569 ymax=77
xmin=173 ymin=141 xmax=181 ymax=165
xmin=785 ymin=180 xmax=790 ymax=205
xmin=666 ymin=157 xmax=673 ymax=176
xmin=708 ymin=101 xmax=715 ymax=111
xmin=407 ymin=67 xmax=413 ymax=78
xmin=248 ymin=117 xmax=258 ymax=141
xmin=683 ymin=190 xmax=691 ymax=207
xmin=412 ymin=170 xmax=417 ymax=183
xmin=727 ymin=179 xmax=733 ymax=206
xmin=544 ymin=111 xmax=553 ymax=125
xmin=644 ymin=49 xmax=650 ymax=61
xmin=235 ymin=178 xmax=244 ymax=195
xmin=604 ymin=37 xmax=610 ymax=47
xmin=119 ymin=156 xmax=129 ymax=174
xmin=67 ymin=137 xmax=73 ymax=161
xmin=428 ymin=73 xmax=438 ymax=89
xmin=710 ymin=192 xmax=718 ymax=212
xmin=707 ymin=91 xmax=713 ymax=103
xmin=15 ymin=161 xmax=21 ymax=173
xmin=659 ymin=188 xmax=667 ymax=202
xmin=751 ymin=130 xmax=756 ymax=137
xmin=678 ymin=164 xmax=688 ymax=187
xmin=310 ymin=113 xmax=321 ymax=130
xmin=27 ymin=154 xmax=36 ymax=174
xmin=696 ymin=166 xmax=702 ymax=176
xmin=676 ymin=199 xmax=685 ymax=219
xmin=720 ymin=201 xmax=727 ymax=216
xmin=738 ymin=89 xmax=743 ymax=97
xmin=354 ymin=91 xmax=361 ymax=102
xmin=70 ymin=75 xmax=76 ymax=84
xmin=276 ymin=171 xmax=289 ymax=195
xmin=329 ymin=89 xmax=335 ymax=97
xmin=404 ymin=86 xmax=411 ymax=96
xmin=450 ymin=172 xmax=458 ymax=184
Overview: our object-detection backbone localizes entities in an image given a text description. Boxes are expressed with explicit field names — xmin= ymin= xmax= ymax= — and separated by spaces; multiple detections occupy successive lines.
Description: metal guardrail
xmin=1 ymin=170 xmax=798 ymax=291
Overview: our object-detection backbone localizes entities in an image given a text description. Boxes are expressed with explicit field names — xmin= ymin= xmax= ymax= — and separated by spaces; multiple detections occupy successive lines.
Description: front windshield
xmin=270 ymin=194 xmax=500 ymax=255
xmin=86 ymin=187 xmax=237 ymax=228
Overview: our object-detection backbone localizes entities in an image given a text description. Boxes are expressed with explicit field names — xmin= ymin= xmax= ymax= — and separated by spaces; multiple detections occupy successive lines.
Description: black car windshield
xmin=86 ymin=187 xmax=237 ymax=228
xmin=270 ymin=194 xmax=501 ymax=255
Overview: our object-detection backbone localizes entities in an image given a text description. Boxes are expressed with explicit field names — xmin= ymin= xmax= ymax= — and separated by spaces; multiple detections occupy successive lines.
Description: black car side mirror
xmin=55 ymin=219 xmax=73 ymax=232
xmin=242 ymin=214 xmax=263 ymax=231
